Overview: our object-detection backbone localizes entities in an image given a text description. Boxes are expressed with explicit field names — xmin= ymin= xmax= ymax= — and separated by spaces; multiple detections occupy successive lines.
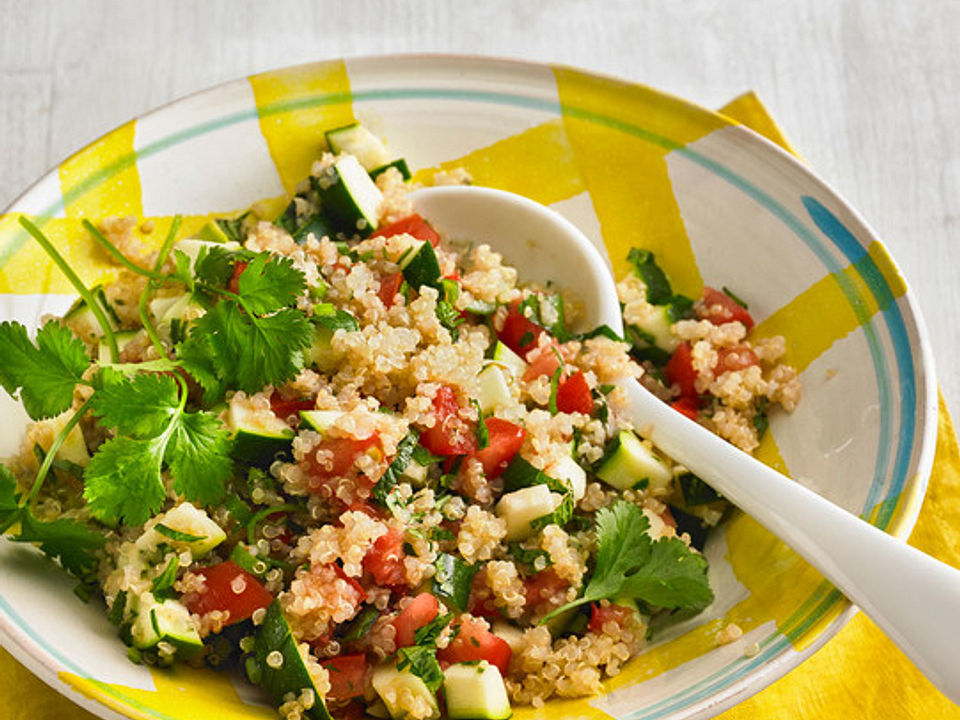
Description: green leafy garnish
xmin=413 ymin=611 xmax=454 ymax=646
xmin=0 ymin=321 xmax=91 ymax=420
xmin=151 ymin=555 xmax=180 ymax=598
xmin=154 ymin=523 xmax=206 ymax=543
xmin=84 ymin=372 xmax=232 ymax=525
xmin=471 ymin=401 xmax=490 ymax=449
xmin=541 ymin=501 xmax=713 ymax=623
xmin=627 ymin=248 xmax=673 ymax=305
xmin=372 ymin=430 xmax=420 ymax=504
xmin=722 ymin=286 xmax=749 ymax=309
xmin=396 ymin=645 xmax=444 ymax=693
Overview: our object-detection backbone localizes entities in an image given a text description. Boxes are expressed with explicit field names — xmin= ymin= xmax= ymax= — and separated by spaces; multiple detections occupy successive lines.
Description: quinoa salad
xmin=0 ymin=123 xmax=800 ymax=720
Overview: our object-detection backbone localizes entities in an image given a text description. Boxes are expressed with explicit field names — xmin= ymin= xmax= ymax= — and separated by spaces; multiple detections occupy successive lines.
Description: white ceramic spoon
xmin=412 ymin=185 xmax=960 ymax=704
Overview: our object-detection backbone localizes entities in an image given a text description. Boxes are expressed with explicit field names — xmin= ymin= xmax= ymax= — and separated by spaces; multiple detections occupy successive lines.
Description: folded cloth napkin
xmin=1 ymin=92 xmax=957 ymax=720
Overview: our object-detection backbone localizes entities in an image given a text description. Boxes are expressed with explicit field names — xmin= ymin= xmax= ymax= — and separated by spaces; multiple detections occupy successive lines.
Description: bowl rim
xmin=0 ymin=52 xmax=940 ymax=720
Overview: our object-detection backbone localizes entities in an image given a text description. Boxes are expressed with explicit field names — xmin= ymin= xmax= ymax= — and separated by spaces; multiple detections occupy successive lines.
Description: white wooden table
xmin=2 ymin=0 xmax=958 ymax=415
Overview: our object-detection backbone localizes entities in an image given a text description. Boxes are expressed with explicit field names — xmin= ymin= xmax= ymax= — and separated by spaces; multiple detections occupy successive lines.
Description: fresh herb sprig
xmin=541 ymin=500 xmax=713 ymax=623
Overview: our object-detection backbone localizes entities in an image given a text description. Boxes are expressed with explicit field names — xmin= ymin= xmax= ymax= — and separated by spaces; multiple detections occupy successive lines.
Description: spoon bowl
xmin=413 ymin=184 xmax=960 ymax=704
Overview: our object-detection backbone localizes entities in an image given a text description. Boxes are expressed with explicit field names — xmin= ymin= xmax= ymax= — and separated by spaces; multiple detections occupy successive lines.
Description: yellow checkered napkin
xmin=1 ymin=91 xmax=958 ymax=720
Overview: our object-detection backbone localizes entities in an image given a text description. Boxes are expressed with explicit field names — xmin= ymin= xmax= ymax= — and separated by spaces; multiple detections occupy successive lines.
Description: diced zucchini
xmin=151 ymin=502 xmax=226 ymax=558
xmin=399 ymin=240 xmax=441 ymax=291
xmin=476 ymin=365 xmax=513 ymax=413
xmin=443 ymin=661 xmax=511 ymax=720
xmin=193 ymin=220 xmax=232 ymax=245
xmin=546 ymin=455 xmax=586 ymax=502
xmin=31 ymin=411 xmax=90 ymax=467
xmin=628 ymin=302 xmax=678 ymax=353
xmin=304 ymin=308 xmax=358 ymax=372
xmin=371 ymin=663 xmax=440 ymax=720
xmin=253 ymin=600 xmax=333 ymax=720
xmin=63 ymin=285 xmax=120 ymax=343
xmin=292 ymin=214 xmax=335 ymax=245
xmin=496 ymin=485 xmax=562 ymax=542
xmin=153 ymin=293 xmax=206 ymax=343
xmin=316 ymin=155 xmax=383 ymax=236
xmin=490 ymin=341 xmax=528 ymax=379
xmin=370 ymin=158 xmax=412 ymax=181
xmin=299 ymin=410 xmax=343 ymax=435
xmin=97 ymin=329 xmax=138 ymax=364
xmin=175 ymin=237 xmax=242 ymax=264
xmin=325 ymin=122 xmax=393 ymax=171
xmin=130 ymin=596 xmax=203 ymax=658
xmin=400 ymin=457 xmax=429 ymax=485
xmin=491 ymin=621 xmax=524 ymax=655
xmin=597 ymin=430 xmax=673 ymax=491
xmin=228 ymin=400 xmax=295 ymax=468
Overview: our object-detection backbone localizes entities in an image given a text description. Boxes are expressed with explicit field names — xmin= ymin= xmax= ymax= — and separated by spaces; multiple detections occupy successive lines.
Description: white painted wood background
xmin=1 ymin=0 xmax=958 ymax=418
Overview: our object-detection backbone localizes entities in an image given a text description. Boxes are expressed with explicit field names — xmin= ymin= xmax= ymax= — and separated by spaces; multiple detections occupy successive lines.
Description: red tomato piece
xmin=556 ymin=371 xmax=593 ymax=415
xmin=471 ymin=418 xmax=526 ymax=478
xmin=378 ymin=272 xmax=403 ymax=308
xmin=588 ymin=603 xmax=637 ymax=634
xmin=305 ymin=435 xmax=382 ymax=502
xmin=269 ymin=393 xmax=315 ymax=424
xmin=498 ymin=305 xmax=546 ymax=357
xmin=523 ymin=568 xmax=569 ymax=610
xmin=670 ymin=397 xmax=700 ymax=421
xmin=699 ymin=287 xmax=754 ymax=330
xmin=418 ymin=385 xmax=477 ymax=456
xmin=437 ymin=617 xmax=512 ymax=675
xmin=371 ymin=214 xmax=441 ymax=247
xmin=665 ymin=343 xmax=698 ymax=401
xmin=713 ymin=345 xmax=760 ymax=374
xmin=182 ymin=561 xmax=273 ymax=624
xmin=228 ymin=260 xmax=248 ymax=294
xmin=392 ymin=592 xmax=440 ymax=649
xmin=363 ymin=528 xmax=407 ymax=589
xmin=521 ymin=343 xmax=564 ymax=382
xmin=322 ymin=654 xmax=371 ymax=700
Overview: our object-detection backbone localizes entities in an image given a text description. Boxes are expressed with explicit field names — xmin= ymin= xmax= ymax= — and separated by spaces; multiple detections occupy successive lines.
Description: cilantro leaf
xmin=183 ymin=301 xmax=312 ymax=394
xmin=396 ymin=645 xmax=444 ymax=693
xmin=620 ymin=536 xmax=714 ymax=609
xmin=413 ymin=611 xmax=454 ymax=646
xmin=166 ymin=411 xmax=232 ymax=505
xmin=83 ymin=436 xmax=168 ymax=526
xmin=236 ymin=254 xmax=305 ymax=315
xmin=91 ymin=372 xmax=179 ymax=438
xmin=0 ymin=321 xmax=90 ymax=420
xmin=541 ymin=500 xmax=712 ymax=621
xmin=175 ymin=332 xmax=227 ymax=403
xmin=0 ymin=464 xmax=22 ymax=531
xmin=151 ymin=555 xmax=179 ymax=598
xmin=16 ymin=512 xmax=105 ymax=579
xmin=194 ymin=245 xmax=238 ymax=287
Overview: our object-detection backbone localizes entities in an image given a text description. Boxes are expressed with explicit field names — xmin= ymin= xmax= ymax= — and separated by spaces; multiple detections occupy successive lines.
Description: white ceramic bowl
xmin=0 ymin=55 xmax=937 ymax=720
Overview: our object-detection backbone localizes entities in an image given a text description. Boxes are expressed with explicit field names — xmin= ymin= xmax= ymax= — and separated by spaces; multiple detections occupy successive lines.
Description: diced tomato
xmin=418 ymin=385 xmax=477 ymax=456
xmin=371 ymin=214 xmax=441 ymax=247
xmin=305 ymin=435 xmax=382 ymax=502
xmin=437 ymin=617 xmax=512 ymax=675
xmin=699 ymin=287 xmax=754 ymax=330
xmin=378 ymin=272 xmax=403 ymax=307
xmin=228 ymin=260 xmax=248 ymax=294
xmin=670 ymin=397 xmax=700 ymax=421
xmin=322 ymin=654 xmax=371 ymax=700
xmin=713 ymin=345 xmax=760 ymax=374
xmin=556 ymin=371 xmax=593 ymax=415
xmin=665 ymin=343 xmax=698 ymax=401
xmin=362 ymin=528 xmax=407 ymax=589
xmin=521 ymin=343 xmax=564 ymax=382
xmin=269 ymin=393 xmax=316 ymax=424
xmin=467 ymin=568 xmax=501 ymax=619
xmin=523 ymin=568 xmax=569 ymax=610
xmin=498 ymin=305 xmax=546 ymax=357
xmin=392 ymin=592 xmax=439 ymax=649
xmin=471 ymin=418 xmax=525 ymax=478
xmin=588 ymin=603 xmax=636 ymax=634
xmin=181 ymin=560 xmax=273 ymax=624
xmin=332 ymin=563 xmax=367 ymax=598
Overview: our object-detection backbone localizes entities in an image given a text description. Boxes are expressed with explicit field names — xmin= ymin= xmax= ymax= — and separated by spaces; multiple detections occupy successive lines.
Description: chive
xmin=722 ymin=286 xmax=749 ymax=309
xmin=155 ymin=523 xmax=206 ymax=543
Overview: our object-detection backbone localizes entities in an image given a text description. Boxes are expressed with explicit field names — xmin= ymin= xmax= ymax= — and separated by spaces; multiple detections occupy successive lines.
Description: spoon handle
xmin=622 ymin=381 xmax=960 ymax=703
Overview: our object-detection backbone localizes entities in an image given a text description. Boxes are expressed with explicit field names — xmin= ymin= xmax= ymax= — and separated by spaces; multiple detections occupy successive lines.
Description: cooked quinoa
xmin=0 ymin=124 xmax=800 ymax=720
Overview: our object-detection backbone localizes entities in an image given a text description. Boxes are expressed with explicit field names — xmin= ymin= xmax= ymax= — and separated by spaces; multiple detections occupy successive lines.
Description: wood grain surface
xmin=1 ymin=0 xmax=957 ymax=408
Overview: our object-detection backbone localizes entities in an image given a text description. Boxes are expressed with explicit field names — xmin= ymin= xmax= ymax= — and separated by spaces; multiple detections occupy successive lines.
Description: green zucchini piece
xmin=253 ymin=600 xmax=333 ymax=720
xmin=399 ymin=240 xmax=441 ymax=291
xmin=130 ymin=597 xmax=203 ymax=659
xmin=370 ymin=158 xmax=412 ymax=181
xmin=228 ymin=400 xmax=295 ymax=468
xmin=596 ymin=430 xmax=672 ymax=491
xmin=315 ymin=155 xmax=383 ymax=236
xmin=371 ymin=662 xmax=440 ymax=720
xmin=443 ymin=660 xmax=512 ymax=720
xmin=325 ymin=122 xmax=392 ymax=171
xmin=63 ymin=285 xmax=120 ymax=342
xmin=432 ymin=553 xmax=479 ymax=612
